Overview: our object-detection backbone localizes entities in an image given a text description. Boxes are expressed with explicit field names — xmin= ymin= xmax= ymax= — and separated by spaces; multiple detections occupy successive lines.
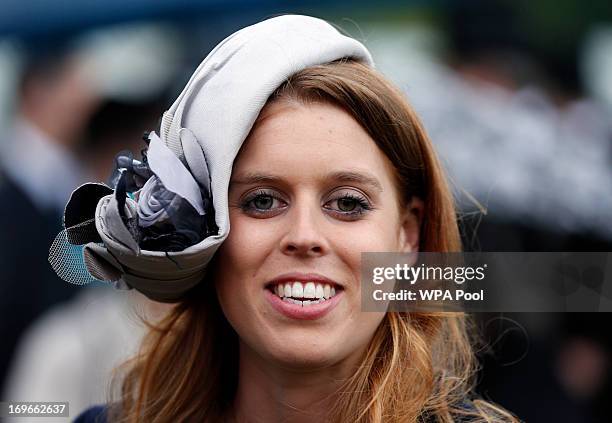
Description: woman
xmin=69 ymin=14 xmax=519 ymax=423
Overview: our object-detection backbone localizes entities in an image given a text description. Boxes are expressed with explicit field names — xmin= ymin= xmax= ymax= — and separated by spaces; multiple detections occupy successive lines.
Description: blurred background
xmin=0 ymin=0 xmax=610 ymax=421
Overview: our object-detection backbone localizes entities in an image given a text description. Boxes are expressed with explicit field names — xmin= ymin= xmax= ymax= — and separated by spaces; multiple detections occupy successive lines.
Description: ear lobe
xmin=399 ymin=197 xmax=424 ymax=253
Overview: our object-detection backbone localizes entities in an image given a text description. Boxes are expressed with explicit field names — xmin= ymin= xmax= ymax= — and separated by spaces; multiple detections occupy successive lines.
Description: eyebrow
xmin=230 ymin=170 xmax=384 ymax=193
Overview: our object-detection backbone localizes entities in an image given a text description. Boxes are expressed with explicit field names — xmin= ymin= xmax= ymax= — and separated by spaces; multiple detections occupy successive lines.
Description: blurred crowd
xmin=0 ymin=1 xmax=610 ymax=421
xmin=0 ymin=24 xmax=181 ymax=419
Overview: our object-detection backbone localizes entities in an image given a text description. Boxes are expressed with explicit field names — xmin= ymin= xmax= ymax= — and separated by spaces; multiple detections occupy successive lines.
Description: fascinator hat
xmin=49 ymin=14 xmax=375 ymax=302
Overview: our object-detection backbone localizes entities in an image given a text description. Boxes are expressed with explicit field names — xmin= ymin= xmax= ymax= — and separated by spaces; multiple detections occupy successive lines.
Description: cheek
xmin=213 ymin=214 xmax=277 ymax=325
xmin=331 ymin=216 xmax=402 ymax=262
xmin=217 ymin=213 xmax=276 ymax=275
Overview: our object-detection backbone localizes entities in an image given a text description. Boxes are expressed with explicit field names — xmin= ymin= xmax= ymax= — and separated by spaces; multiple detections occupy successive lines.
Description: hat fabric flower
xmin=50 ymin=131 xmax=217 ymax=300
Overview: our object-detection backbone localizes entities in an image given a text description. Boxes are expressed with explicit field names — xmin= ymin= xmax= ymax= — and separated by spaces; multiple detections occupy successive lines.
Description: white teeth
xmin=292 ymin=282 xmax=304 ymax=298
xmin=315 ymin=284 xmax=324 ymax=299
xmin=303 ymin=282 xmax=316 ymax=299
xmin=273 ymin=281 xmax=340 ymax=304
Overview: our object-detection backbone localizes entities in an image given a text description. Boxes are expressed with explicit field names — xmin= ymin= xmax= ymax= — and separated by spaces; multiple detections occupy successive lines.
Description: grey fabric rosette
xmin=49 ymin=14 xmax=374 ymax=302
xmin=50 ymin=131 xmax=218 ymax=301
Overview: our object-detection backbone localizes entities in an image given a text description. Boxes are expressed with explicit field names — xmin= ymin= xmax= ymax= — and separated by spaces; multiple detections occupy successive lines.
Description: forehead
xmin=232 ymin=101 xmax=396 ymax=184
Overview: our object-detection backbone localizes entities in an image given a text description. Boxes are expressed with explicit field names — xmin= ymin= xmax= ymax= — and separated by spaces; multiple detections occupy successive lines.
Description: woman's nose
xmin=280 ymin=202 xmax=328 ymax=257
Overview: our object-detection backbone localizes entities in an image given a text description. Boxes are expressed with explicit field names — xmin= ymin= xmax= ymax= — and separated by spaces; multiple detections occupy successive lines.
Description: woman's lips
xmin=264 ymin=287 xmax=343 ymax=320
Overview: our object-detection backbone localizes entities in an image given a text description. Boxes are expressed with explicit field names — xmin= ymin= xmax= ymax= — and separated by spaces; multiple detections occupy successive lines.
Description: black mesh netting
xmin=48 ymin=219 xmax=102 ymax=285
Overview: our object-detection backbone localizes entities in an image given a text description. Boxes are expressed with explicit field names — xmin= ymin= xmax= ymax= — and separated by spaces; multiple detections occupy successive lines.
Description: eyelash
xmin=239 ymin=189 xmax=373 ymax=219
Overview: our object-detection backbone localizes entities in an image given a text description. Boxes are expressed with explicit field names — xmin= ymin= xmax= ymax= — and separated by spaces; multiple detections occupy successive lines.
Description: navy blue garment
xmin=0 ymin=171 xmax=79 ymax=388
xmin=71 ymin=400 xmax=504 ymax=422
xmin=73 ymin=405 xmax=107 ymax=423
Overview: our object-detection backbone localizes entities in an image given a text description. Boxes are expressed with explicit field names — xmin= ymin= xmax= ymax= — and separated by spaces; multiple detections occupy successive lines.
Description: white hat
xmin=50 ymin=14 xmax=374 ymax=302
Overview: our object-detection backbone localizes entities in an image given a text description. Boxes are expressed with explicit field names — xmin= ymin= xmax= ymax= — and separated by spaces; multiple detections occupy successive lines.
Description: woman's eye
xmin=337 ymin=197 xmax=358 ymax=212
xmin=325 ymin=192 xmax=372 ymax=218
xmin=240 ymin=190 xmax=286 ymax=215
xmin=253 ymin=195 xmax=273 ymax=210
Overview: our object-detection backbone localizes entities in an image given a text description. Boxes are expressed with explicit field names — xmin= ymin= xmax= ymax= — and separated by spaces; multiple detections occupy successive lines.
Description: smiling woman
xmin=68 ymin=14 xmax=520 ymax=423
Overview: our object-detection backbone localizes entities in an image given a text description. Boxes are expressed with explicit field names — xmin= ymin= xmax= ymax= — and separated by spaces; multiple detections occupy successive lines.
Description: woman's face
xmin=214 ymin=100 xmax=421 ymax=369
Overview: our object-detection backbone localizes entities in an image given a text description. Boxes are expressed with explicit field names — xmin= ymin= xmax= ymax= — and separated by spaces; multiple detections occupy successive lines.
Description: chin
xmin=268 ymin=342 xmax=341 ymax=369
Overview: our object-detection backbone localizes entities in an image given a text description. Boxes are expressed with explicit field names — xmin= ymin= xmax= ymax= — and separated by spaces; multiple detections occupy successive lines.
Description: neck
xmin=230 ymin=341 xmax=365 ymax=423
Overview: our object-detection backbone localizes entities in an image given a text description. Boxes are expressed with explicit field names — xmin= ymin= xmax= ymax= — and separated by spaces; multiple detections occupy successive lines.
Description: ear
xmin=398 ymin=197 xmax=424 ymax=253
